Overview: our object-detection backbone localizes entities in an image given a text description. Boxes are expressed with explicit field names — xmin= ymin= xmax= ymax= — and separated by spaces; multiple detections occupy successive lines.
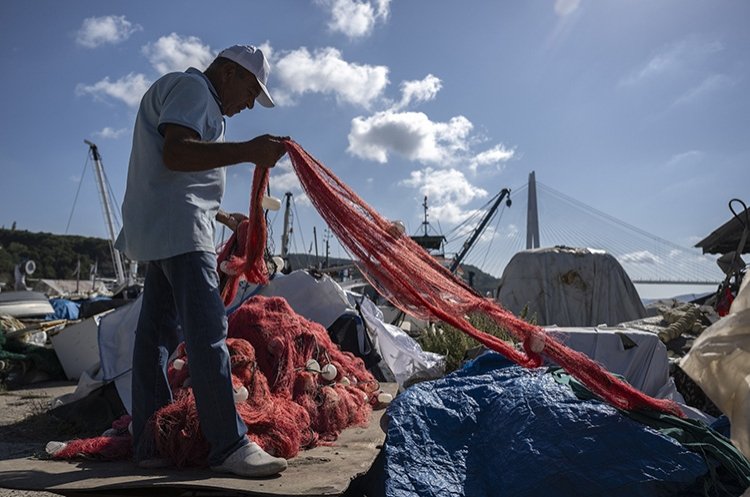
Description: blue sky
xmin=1 ymin=0 xmax=748 ymax=295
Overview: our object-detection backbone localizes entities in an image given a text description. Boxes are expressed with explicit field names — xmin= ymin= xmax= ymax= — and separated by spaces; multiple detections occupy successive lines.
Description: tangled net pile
xmin=49 ymin=295 xmax=380 ymax=464
xmin=153 ymin=295 xmax=378 ymax=465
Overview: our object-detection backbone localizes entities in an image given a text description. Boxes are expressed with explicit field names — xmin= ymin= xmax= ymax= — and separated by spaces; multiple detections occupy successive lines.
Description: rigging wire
xmin=479 ymin=203 xmax=508 ymax=269
xmin=65 ymin=152 xmax=90 ymax=234
xmin=103 ymin=168 xmax=122 ymax=230
xmin=537 ymin=182 xmax=694 ymax=252
xmin=442 ymin=192 xmax=500 ymax=241
xmin=535 ymin=182 xmax=719 ymax=282
xmin=290 ymin=195 xmax=312 ymax=267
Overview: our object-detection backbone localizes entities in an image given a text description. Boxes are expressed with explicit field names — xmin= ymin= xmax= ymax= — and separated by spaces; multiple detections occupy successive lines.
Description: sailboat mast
xmin=84 ymin=140 xmax=125 ymax=284
xmin=281 ymin=192 xmax=293 ymax=258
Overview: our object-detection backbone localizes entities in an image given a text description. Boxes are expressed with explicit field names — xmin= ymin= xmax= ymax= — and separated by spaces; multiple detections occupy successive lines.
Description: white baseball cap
xmin=217 ymin=45 xmax=274 ymax=108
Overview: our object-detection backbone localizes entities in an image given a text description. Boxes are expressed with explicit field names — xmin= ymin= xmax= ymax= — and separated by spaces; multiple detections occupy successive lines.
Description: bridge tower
xmin=526 ymin=171 xmax=540 ymax=249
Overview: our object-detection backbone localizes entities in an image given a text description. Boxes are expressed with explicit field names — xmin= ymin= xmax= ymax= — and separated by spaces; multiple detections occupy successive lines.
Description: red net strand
xmin=283 ymin=139 xmax=683 ymax=418
xmin=219 ymin=165 xmax=271 ymax=305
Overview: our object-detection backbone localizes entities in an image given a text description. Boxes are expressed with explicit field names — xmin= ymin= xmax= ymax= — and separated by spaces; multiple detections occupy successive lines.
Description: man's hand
xmin=248 ymin=134 xmax=289 ymax=169
xmin=160 ymin=125 xmax=289 ymax=172
xmin=216 ymin=210 xmax=248 ymax=231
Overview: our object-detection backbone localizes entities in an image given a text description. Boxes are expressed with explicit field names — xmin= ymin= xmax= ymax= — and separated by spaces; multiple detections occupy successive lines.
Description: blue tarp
xmin=47 ymin=298 xmax=80 ymax=320
xmin=384 ymin=353 xmax=708 ymax=497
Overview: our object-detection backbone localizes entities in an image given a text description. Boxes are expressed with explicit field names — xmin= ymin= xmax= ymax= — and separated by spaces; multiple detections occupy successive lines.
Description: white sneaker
xmin=211 ymin=442 xmax=288 ymax=478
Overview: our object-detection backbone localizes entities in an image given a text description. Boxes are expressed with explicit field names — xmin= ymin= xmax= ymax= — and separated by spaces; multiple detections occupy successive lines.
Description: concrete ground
xmin=0 ymin=381 xmax=77 ymax=497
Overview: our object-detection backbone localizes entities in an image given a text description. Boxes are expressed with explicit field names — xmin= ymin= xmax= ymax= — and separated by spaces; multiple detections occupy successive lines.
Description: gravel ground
xmin=0 ymin=381 xmax=77 ymax=497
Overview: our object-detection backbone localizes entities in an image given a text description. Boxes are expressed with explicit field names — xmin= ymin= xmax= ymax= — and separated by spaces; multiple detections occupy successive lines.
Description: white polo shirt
xmin=115 ymin=68 xmax=226 ymax=262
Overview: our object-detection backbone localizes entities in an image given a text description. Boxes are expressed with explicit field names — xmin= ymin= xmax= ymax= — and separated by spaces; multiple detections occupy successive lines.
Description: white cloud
xmin=76 ymin=15 xmax=142 ymax=48
xmin=620 ymin=251 xmax=662 ymax=265
xmin=142 ymin=33 xmax=214 ymax=74
xmin=672 ymin=74 xmax=734 ymax=107
xmin=400 ymin=168 xmax=487 ymax=223
xmin=258 ymin=41 xmax=274 ymax=62
xmin=620 ymin=38 xmax=724 ymax=87
xmin=273 ymin=47 xmax=389 ymax=108
xmin=664 ymin=150 xmax=702 ymax=168
xmin=318 ymin=0 xmax=391 ymax=39
xmin=348 ymin=110 xmax=473 ymax=164
xmin=270 ymin=158 xmax=310 ymax=206
xmin=271 ymin=158 xmax=301 ymax=192
xmin=391 ymin=74 xmax=442 ymax=111
xmin=94 ymin=127 xmax=128 ymax=139
xmin=76 ymin=72 xmax=151 ymax=108
xmin=469 ymin=144 xmax=515 ymax=172
xmin=554 ymin=0 xmax=581 ymax=16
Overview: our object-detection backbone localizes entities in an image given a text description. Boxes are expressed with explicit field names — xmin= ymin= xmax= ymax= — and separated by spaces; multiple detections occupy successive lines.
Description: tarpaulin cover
xmin=47 ymin=298 xmax=80 ymax=320
xmin=384 ymin=353 xmax=708 ymax=497
xmin=496 ymin=246 xmax=646 ymax=327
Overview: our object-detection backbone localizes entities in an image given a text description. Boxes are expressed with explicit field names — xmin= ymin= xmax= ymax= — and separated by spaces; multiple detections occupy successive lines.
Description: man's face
xmin=221 ymin=64 xmax=263 ymax=117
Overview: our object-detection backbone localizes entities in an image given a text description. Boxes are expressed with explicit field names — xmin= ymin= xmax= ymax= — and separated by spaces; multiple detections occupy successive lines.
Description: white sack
xmin=681 ymin=276 xmax=750 ymax=458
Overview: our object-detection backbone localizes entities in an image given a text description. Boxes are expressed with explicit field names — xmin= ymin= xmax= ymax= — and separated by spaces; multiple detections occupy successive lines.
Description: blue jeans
xmin=131 ymin=251 xmax=248 ymax=465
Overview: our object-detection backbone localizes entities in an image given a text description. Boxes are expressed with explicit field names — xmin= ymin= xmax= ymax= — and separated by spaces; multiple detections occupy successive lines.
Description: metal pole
xmin=84 ymin=140 xmax=125 ymax=284
xmin=281 ymin=192 xmax=293 ymax=258
xmin=526 ymin=171 xmax=540 ymax=249
xmin=313 ymin=226 xmax=319 ymax=266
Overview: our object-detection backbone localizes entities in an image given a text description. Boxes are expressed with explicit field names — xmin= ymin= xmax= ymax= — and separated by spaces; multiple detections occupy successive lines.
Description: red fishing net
xmin=49 ymin=295 xmax=379 ymax=465
xmin=218 ymin=165 xmax=271 ymax=306
xmin=280 ymin=139 xmax=684 ymax=418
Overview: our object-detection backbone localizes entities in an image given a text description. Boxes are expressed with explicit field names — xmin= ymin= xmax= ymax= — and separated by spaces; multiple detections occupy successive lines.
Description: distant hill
xmin=0 ymin=229 xmax=502 ymax=296
xmin=460 ymin=263 xmax=502 ymax=297
xmin=0 ymin=228 xmax=116 ymax=285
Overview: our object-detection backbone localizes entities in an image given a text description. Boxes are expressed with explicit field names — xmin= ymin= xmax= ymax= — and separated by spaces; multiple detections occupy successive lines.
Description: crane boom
xmin=449 ymin=188 xmax=512 ymax=273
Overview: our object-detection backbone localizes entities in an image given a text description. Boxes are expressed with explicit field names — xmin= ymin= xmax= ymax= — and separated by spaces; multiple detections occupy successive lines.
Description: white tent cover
xmin=496 ymin=246 xmax=647 ymax=327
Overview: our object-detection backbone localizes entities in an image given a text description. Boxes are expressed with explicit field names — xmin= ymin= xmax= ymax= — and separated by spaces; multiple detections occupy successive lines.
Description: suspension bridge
xmin=441 ymin=172 xmax=723 ymax=287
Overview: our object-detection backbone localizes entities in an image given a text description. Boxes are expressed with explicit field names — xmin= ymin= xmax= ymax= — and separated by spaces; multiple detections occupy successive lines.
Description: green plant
xmin=418 ymin=313 xmax=513 ymax=374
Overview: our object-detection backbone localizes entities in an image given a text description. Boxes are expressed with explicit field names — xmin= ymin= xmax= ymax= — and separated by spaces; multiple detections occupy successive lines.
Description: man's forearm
xmin=162 ymin=128 xmax=287 ymax=172
xmin=163 ymin=138 xmax=255 ymax=172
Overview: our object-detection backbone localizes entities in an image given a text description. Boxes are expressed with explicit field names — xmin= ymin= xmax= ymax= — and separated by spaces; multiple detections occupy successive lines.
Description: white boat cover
xmin=549 ymin=326 xmax=681 ymax=399
xmin=548 ymin=326 xmax=713 ymax=423
xmin=100 ymin=297 xmax=143 ymax=414
xmin=51 ymin=300 xmax=142 ymax=409
xmin=681 ymin=275 xmax=750 ymax=458
xmin=496 ymin=246 xmax=647 ymax=327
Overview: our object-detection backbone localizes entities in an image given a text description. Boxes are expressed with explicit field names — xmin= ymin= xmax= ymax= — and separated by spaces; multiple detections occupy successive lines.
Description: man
xmin=115 ymin=44 xmax=288 ymax=477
